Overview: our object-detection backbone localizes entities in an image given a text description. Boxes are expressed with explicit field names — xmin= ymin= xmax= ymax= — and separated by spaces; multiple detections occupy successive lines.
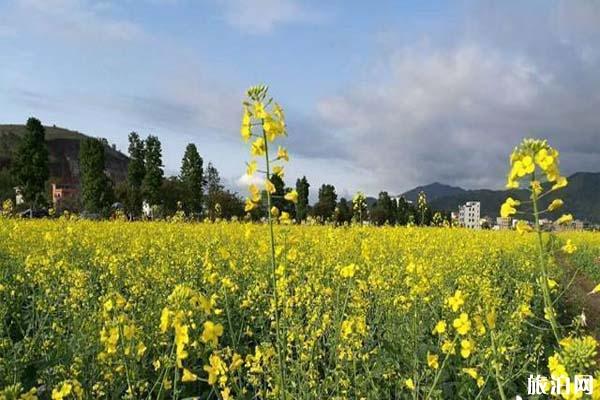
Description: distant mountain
xmin=401 ymin=182 xmax=466 ymax=202
xmin=0 ymin=124 xmax=129 ymax=185
xmin=424 ymin=172 xmax=600 ymax=223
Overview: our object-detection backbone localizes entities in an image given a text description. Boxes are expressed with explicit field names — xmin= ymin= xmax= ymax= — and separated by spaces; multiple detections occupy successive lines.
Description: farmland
xmin=1 ymin=219 xmax=598 ymax=399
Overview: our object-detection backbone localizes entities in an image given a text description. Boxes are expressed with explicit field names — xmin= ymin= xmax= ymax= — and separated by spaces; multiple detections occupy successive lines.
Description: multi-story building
xmin=458 ymin=201 xmax=481 ymax=229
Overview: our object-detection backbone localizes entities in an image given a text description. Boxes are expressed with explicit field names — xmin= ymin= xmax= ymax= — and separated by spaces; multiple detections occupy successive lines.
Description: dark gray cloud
xmin=317 ymin=1 xmax=600 ymax=193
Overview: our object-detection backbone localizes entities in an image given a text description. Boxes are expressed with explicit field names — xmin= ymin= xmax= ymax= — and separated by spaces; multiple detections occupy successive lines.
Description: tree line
xmin=3 ymin=117 xmax=451 ymax=225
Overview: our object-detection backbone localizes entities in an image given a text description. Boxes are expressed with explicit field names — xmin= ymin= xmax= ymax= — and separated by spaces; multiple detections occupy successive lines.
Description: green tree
xmin=210 ymin=190 xmax=245 ymax=220
xmin=180 ymin=143 xmax=204 ymax=216
xmin=396 ymin=196 xmax=411 ymax=225
xmin=268 ymin=174 xmax=296 ymax=218
xmin=201 ymin=162 xmax=244 ymax=221
xmin=12 ymin=117 xmax=49 ymax=209
xmin=161 ymin=176 xmax=187 ymax=217
xmin=270 ymin=173 xmax=286 ymax=212
xmin=370 ymin=191 xmax=395 ymax=225
xmin=312 ymin=184 xmax=337 ymax=221
xmin=295 ymin=176 xmax=310 ymax=222
xmin=80 ymin=138 xmax=113 ymax=214
xmin=334 ymin=197 xmax=352 ymax=225
xmin=142 ymin=135 xmax=164 ymax=206
xmin=0 ymin=168 xmax=14 ymax=203
xmin=127 ymin=132 xmax=145 ymax=217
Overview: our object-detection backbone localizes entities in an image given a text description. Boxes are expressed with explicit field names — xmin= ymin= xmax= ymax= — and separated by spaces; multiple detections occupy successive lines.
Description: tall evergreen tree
xmin=312 ymin=184 xmax=337 ymax=221
xmin=270 ymin=173 xmax=285 ymax=212
xmin=180 ymin=143 xmax=204 ymax=215
xmin=295 ymin=176 xmax=310 ymax=222
xmin=12 ymin=117 xmax=49 ymax=209
xmin=142 ymin=135 xmax=163 ymax=206
xmin=127 ymin=132 xmax=145 ymax=216
xmin=80 ymin=138 xmax=111 ymax=213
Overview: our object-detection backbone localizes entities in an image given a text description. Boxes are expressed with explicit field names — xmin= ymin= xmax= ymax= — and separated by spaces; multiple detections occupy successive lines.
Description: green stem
xmin=263 ymin=126 xmax=287 ymax=399
xmin=531 ymin=173 xmax=561 ymax=344
xmin=491 ymin=330 xmax=507 ymax=400
xmin=412 ymin=303 xmax=419 ymax=400
xmin=425 ymin=337 xmax=458 ymax=400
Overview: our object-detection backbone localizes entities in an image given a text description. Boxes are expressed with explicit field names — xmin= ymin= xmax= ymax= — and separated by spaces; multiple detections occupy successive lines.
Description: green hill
xmin=0 ymin=124 xmax=129 ymax=200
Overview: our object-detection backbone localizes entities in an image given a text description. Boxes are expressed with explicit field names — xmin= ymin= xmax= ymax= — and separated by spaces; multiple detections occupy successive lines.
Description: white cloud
xmin=236 ymin=173 xmax=264 ymax=189
xmin=218 ymin=0 xmax=322 ymax=34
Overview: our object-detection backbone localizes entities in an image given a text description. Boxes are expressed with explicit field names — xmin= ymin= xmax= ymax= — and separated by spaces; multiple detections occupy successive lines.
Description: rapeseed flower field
xmin=0 ymin=220 xmax=598 ymax=399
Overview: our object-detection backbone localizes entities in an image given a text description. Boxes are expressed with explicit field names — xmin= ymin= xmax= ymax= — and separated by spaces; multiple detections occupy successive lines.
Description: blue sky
xmin=1 ymin=0 xmax=599 ymax=200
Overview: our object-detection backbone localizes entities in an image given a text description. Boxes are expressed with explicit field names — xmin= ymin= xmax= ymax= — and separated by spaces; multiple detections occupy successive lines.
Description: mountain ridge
xmin=400 ymin=173 xmax=600 ymax=223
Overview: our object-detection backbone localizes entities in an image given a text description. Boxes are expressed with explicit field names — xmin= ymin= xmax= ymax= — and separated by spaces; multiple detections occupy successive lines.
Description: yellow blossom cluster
xmin=240 ymin=85 xmax=297 ymax=218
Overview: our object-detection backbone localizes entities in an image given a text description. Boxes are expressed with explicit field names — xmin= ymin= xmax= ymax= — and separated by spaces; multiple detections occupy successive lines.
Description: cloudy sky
xmin=1 ymin=0 xmax=599 ymax=199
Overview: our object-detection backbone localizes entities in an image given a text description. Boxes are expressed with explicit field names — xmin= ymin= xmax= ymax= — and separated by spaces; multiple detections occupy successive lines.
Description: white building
xmin=496 ymin=217 xmax=511 ymax=230
xmin=458 ymin=201 xmax=481 ymax=229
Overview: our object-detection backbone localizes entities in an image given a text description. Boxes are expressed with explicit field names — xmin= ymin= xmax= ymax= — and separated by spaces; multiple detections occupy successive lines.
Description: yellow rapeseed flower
xmin=447 ymin=290 xmax=465 ymax=312
xmin=284 ymin=190 xmax=298 ymax=203
xmin=500 ymin=197 xmax=520 ymax=218
xmin=276 ymin=146 xmax=289 ymax=162
xmin=265 ymin=179 xmax=276 ymax=194
xmin=250 ymin=137 xmax=266 ymax=157
xmin=201 ymin=321 xmax=224 ymax=347
xmin=244 ymin=199 xmax=258 ymax=212
xmin=427 ymin=353 xmax=439 ymax=369
xmin=515 ymin=220 xmax=533 ymax=235
xmin=254 ymin=102 xmax=267 ymax=119
xmin=548 ymin=198 xmax=563 ymax=211
xmin=552 ymin=176 xmax=568 ymax=190
xmin=182 ymin=368 xmax=198 ymax=382
xmin=272 ymin=165 xmax=284 ymax=178
xmin=441 ymin=340 xmax=455 ymax=355
xmin=433 ymin=320 xmax=446 ymax=335
xmin=462 ymin=367 xmax=478 ymax=379
xmin=453 ymin=313 xmax=471 ymax=335
xmin=246 ymin=160 xmax=257 ymax=176
xmin=535 ymin=148 xmax=554 ymax=171
xmin=340 ymin=263 xmax=357 ymax=278
xmin=460 ymin=339 xmax=474 ymax=358
xmin=556 ymin=214 xmax=573 ymax=225
xmin=561 ymin=239 xmax=577 ymax=254
xmin=280 ymin=212 xmax=292 ymax=224
xmin=240 ymin=107 xmax=252 ymax=142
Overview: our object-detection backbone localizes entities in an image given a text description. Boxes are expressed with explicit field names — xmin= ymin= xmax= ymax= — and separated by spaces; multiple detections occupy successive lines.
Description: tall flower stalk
xmin=418 ymin=191 xmax=427 ymax=226
xmin=240 ymin=85 xmax=297 ymax=399
xmin=500 ymin=139 xmax=570 ymax=344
